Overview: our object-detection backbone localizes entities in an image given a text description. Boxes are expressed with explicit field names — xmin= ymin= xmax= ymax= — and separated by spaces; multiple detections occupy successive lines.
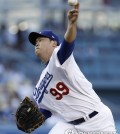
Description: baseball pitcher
xmin=15 ymin=2 xmax=116 ymax=134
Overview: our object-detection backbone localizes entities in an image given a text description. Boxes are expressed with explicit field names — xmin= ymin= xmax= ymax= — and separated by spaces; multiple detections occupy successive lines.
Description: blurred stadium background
xmin=0 ymin=0 xmax=120 ymax=133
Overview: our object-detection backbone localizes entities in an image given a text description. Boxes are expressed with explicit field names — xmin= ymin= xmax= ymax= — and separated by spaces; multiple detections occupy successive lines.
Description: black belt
xmin=69 ymin=111 xmax=98 ymax=125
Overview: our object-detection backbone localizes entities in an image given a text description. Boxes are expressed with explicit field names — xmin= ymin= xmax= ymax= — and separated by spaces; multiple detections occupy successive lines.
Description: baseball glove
xmin=16 ymin=97 xmax=45 ymax=133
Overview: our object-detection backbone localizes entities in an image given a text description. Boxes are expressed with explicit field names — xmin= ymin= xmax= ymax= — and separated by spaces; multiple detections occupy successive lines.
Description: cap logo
xmin=52 ymin=35 xmax=55 ymax=38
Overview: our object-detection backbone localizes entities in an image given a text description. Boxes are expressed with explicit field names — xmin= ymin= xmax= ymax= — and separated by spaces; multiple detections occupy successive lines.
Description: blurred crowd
xmin=0 ymin=22 xmax=29 ymax=51
xmin=0 ymin=63 xmax=34 ymax=122
xmin=0 ymin=22 xmax=34 ymax=122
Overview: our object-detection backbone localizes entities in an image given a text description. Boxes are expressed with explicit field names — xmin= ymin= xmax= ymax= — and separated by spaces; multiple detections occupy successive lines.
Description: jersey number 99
xmin=50 ymin=82 xmax=69 ymax=100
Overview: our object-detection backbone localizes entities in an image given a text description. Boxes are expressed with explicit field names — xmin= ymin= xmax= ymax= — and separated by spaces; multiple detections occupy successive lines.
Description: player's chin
xmin=35 ymin=48 xmax=40 ymax=54
xmin=35 ymin=50 xmax=40 ymax=57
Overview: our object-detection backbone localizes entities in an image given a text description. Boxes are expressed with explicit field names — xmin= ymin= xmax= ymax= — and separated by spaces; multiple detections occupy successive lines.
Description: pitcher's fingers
xmin=74 ymin=3 xmax=79 ymax=9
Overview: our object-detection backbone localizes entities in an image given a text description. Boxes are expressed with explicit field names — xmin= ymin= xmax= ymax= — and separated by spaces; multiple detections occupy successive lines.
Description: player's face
xmin=35 ymin=37 xmax=56 ymax=63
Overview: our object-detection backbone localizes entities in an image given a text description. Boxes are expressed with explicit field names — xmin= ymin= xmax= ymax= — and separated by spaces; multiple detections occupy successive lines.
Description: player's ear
xmin=51 ymin=40 xmax=57 ymax=48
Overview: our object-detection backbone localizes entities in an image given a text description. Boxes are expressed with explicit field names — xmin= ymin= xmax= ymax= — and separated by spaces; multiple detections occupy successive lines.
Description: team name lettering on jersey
xmin=33 ymin=72 xmax=53 ymax=103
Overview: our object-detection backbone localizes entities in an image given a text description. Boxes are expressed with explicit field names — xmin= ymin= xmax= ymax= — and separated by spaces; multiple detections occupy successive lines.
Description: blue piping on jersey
xmin=40 ymin=108 xmax=52 ymax=119
xmin=57 ymin=39 xmax=75 ymax=65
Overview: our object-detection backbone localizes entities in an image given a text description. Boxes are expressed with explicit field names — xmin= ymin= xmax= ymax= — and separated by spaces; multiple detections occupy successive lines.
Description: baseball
xmin=68 ymin=0 xmax=78 ymax=6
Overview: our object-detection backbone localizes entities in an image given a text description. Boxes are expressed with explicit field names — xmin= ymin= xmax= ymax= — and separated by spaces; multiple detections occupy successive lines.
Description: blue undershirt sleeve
xmin=39 ymin=108 xmax=52 ymax=120
xmin=57 ymin=39 xmax=75 ymax=65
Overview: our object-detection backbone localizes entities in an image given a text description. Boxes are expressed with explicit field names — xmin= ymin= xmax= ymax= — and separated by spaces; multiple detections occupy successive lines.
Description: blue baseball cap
xmin=28 ymin=30 xmax=60 ymax=46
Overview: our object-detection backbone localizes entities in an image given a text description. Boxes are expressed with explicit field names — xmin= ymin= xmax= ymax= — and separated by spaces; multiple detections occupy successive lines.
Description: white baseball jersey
xmin=33 ymin=46 xmax=102 ymax=122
